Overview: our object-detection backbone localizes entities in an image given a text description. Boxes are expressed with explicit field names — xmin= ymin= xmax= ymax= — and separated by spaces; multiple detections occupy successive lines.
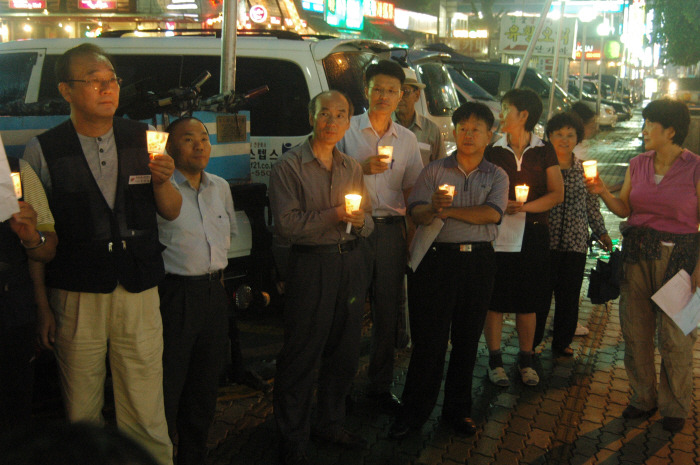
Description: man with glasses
xmin=24 ymin=43 xmax=180 ymax=465
xmin=337 ymin=60 xmax=423 ymax=414
xmin=393 ymin=77 xmax=446 ymax=167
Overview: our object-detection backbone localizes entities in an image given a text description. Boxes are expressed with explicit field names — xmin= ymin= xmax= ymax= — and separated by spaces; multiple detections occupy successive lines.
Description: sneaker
xmin=519 ymin=366 xmax=539 ymax=386
xmin=575 ymin=323 xmax=589 ymax=336
xmin=487 ymin=366 xmax=510 ymax=387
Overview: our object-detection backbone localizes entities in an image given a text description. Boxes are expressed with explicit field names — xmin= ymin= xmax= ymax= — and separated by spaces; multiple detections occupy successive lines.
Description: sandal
xmin=519 ymin=366 xmax=540 ymax=386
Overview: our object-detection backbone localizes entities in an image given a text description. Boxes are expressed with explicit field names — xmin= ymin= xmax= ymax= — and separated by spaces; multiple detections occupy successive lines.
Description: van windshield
xmin=323 ymin=52 xmax=377 ymax=115
xmin=416 ymin=63 xmax=460 ymax=116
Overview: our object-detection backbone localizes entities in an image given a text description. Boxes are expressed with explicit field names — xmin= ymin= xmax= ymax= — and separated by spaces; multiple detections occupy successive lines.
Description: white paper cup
xmin=514 ymin=184 xmax=529 ymax=203
xmin=11 ymin=172 xmax=22 ymax=199
xmin=147 ymin=130 xmax=169 ymax=158
xmin=345 ymin=194 xmax=362 ymax=214
xmin=439 ymin=184 xmax=455 ymax=198
xmin=378 ymin=146 xmax=393 ymax=164
xmin=582 ymin=160 xmax=597 ymax=178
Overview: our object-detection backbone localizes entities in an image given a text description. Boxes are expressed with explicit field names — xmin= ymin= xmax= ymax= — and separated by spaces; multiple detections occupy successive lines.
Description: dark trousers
xmin=159 ymin=277 xmax=229 ymax=465
xmin=534 ymin=250 xmax=587 ymax=350
xmin=401 ymin=246 xmax=496 ymax=426
xmin=274 ymin=246 xmax=365 ymax=455
xmin=361 ymin=221 xmax=406 ymax=393
xmin=0 ymin=323 xmax=35 ymax=435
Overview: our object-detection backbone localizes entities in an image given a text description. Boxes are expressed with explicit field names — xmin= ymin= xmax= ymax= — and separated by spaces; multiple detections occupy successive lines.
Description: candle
xmin=11 ymin=172 xmax=22 ymax=199
xmin=514 ymin=184 xmax=529 ymax=203
xmin=345 ymin=194 xmax=362 ymax=233
xmin=439 ymin=184 xmax=455 ymax=198
xmin=146 ymin=130 xmax=169 ymax=159
xmin=378 ymin=146 xmax=393 ymax=164
xmin=582 ymin=160 xmax=597 ymax=179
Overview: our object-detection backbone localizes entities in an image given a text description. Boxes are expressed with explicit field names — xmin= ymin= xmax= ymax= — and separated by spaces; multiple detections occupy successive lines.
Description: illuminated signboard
xmin=79 ymin=0 xmax=116 ymax=8
xmin=301 ymin=0 xmax=323 ymax=13
xmin=249 ymin=5 xmax=268 ymax=23
xmin=453 ymin=29 xmax=488 ymax=39
xmin=10 ymin=0 xmax=46 ymax=8
xmin=364 ymin=0 xmax=394 ymax=21
xmin=325 ymin=0 xmax=364 ymax=31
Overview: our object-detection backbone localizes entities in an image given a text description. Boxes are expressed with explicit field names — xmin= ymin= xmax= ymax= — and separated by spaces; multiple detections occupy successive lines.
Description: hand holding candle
xmin=378 ymin=146 xmax=393 ymax=165
xmin=582 ymin=160 xmax=597 ymax=179
xmin=514 ymin=184 xmax=529 ymax=203
xmin=11 ymin=172 xmax=22 ymax=199
xmin=146 ymin=130 xmax=169 ymax=159
xmin=344 ymin=194 xmax=362 ymax=233
xmin=439 ymin=184 xmax=455 ymax=198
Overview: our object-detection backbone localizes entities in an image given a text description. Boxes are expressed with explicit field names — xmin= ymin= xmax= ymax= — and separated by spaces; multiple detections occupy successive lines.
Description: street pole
xmin=548 ymin=1 xmax=565 ymax=119
xmin=514 ymin=0 xmax=554 ymax=89
xmin=597 ymin=21 xmax=605 ymax=116
xmin=220 ymin=0 xmax=238 ymax=94
xmin=579 ymin=21 xmax=586 ymax=100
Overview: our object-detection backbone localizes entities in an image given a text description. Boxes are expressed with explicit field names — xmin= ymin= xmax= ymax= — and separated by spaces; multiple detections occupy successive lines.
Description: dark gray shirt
xmin=269 ymin=138 xmax=374 ymax=246
xmin=408 ymin=154 xmax=509 ymax=243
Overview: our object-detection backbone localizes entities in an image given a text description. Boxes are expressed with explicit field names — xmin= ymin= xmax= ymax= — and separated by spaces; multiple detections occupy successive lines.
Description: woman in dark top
xmin=483 ymin=89 xmax=564 ymax=387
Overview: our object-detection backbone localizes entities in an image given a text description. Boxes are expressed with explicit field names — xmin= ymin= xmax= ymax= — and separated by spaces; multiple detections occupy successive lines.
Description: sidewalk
xmin=206 ymin=110 xmax=700 ymax=465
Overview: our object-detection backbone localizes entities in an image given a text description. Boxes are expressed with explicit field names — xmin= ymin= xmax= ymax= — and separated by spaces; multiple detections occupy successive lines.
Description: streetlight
xmin=596 ymin=16 xmax=612 ymax=114
xmin=577 ymin=6 xmax=597 ymax=101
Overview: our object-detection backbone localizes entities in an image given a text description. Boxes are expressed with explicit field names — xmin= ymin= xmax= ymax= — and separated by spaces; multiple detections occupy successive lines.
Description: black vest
xmin=0 ymin=157 xmax=35 ymax=333
xmin=38 ymin=118 xmax=164 ymax=293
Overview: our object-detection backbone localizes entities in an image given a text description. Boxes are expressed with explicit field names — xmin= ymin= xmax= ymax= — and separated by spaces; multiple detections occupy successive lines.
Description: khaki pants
xmin=51 ymin=285 xmax=173 ymax=465
xmin=619 ymin=245 xmax=697 ymax=418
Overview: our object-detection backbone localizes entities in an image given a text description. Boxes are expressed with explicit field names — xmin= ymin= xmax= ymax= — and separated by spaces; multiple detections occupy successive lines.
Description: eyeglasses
xmin=66 ymin=76 xmax=123 ymax=92
xmin=369 ymin=87 xmax=401 ymax=97
xmin=401 ymin=87 xmax=418 ymax=96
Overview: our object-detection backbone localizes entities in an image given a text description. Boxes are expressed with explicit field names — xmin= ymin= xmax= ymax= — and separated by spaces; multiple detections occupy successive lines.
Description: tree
xmin=648 ymin=0 xmax=700 ymax=66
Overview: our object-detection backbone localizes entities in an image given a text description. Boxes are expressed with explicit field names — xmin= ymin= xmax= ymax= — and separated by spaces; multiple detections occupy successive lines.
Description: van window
xmin=416 ymin=63 xmax=459 ymax=117
xmin=0 ymin=52 xmax=37 ymax=105
xmin=323 ymin=52 xmax=377 ymax=115
xmin=464 ymin=69 xmax=500 ymax=97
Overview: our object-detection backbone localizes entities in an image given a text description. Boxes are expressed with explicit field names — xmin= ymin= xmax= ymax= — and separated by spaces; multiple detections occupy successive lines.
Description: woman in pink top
xmin=587 ymin=98 xmax=700 ymax=433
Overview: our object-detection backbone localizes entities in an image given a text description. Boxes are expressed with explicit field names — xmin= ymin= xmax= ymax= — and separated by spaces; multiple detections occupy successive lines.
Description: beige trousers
xmin=619 ymin=245 xmax=697 ymax=418
xmin=51 ymin=285 xmax=173 ymax=465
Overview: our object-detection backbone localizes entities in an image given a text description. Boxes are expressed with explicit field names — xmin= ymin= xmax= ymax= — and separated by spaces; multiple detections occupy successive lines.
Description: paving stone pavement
xmin=206 ymin=109 xmax=700 ymax=465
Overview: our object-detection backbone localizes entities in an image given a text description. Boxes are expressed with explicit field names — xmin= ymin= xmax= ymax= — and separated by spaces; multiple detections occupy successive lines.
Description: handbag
xmin=587 ymin=248 xmax=622 ymax=304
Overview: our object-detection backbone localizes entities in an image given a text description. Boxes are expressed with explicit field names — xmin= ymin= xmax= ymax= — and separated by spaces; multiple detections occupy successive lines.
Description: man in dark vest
xmin=1 ymin=156 xmax=57 ymax=435
xmin=23 ymin=43 xmax=181 ymax=465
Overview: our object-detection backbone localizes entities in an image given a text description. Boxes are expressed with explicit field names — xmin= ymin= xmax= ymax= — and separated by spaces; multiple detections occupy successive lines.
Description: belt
xmin=291 ymin=240 xmax=357 ymax=254
xmin=164 ymin=270 xmax=223 ymax=281
xmin=373 ymin=216 xmax=404 ymax=224
xmin=432 ymin=242 xmax=493 ymax=252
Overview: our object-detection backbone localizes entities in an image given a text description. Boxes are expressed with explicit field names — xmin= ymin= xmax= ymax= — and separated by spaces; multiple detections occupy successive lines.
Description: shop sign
xmin=453 ymin=29 xmax=488 ymax=39
xmin=364 ymin=0 xmax=394 ymax=21
xmin=301 ymin=0 xmax=323 ymax=13
xmin=499 ymin=16 xmax=577 ymax=58
xmin=249 ymin=5 xmax=268 ymax=24
xmin=79 ymin=0 xmax=116 ymax=8
xmin=325 ymin=0 xmax=363 ymax=31
xmin=9 ymin=0 xmax=46 ymax=8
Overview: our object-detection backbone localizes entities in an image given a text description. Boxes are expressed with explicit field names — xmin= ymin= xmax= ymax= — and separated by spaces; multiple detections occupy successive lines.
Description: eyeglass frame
xmin=64 ymin=76 xmax=123 ymax=92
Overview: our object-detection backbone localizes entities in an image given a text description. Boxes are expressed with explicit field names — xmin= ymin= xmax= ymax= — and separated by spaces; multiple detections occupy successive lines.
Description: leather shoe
xmin=622 ymin=405 xmax=657 ymax=419
xmin=662 ymin=416 xmax=685 ymax=433
xmin=311 ymin=428 xmax=367 ymax=449
xmin=388 ymin=419 xmax=412 ymax=440
xmin=367 ymin=391 xmax=402 ymax=415
xmin=280 ymin=450 xmax=308 ymax=465
xmin=443 ymin=415 xmax=477 ymax=436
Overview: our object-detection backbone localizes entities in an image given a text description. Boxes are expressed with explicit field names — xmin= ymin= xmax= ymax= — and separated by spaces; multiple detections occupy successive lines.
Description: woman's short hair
xmin=642 ymin=98 xmax=690 ymax=146
xmin=502 ymin=88 xmax=543 ymax=132
xmin=546 ymin=112 xmax=585 ymax=145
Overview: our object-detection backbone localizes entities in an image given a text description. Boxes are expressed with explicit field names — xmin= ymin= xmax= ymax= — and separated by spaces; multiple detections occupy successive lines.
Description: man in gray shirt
xmin=269 ymin=90 xmax=373 ymax=465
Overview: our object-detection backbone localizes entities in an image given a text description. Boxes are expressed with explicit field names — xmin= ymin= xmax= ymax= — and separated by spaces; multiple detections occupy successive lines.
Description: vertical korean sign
xmin=499 ymin=16 xmax=577 ymax=59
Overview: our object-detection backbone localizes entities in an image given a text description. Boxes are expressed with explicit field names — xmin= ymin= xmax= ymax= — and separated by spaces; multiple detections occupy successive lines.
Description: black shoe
xmin=443 ymin=415 xmax=477 ymax=436
xmin=237 ymin=369 xmax=272 ymax=393
xmin=662 ymin=416 xmax=685 ymax=433
xmin=367 ymin=391 xmax=402 ymax=415
xmin=622 ymin=405 xmax=657 ymax=419
xmin=279 ymin=450 xmax=308 ymax=465
xmin=388 ymin=419 xmax=412 ymax=440
xmin=311 ymin=428 xmax=367 ymax=449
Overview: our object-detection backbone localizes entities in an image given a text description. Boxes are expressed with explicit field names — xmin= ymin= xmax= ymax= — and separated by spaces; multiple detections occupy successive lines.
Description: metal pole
xmin=513 ymin=0 xmax=554 ymax=89
xmin=220 ymin=0 xmax=238 ymax=94
xmin=597 ymin=16 xmax=605 ymax=115
xmin=579 ymin=21 xmax=586 ymax=100
xmin=547 ymin=1 xmax=565 ymax=119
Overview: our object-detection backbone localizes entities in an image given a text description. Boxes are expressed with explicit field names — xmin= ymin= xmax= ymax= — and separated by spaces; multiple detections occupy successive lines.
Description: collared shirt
xmin=269 ymin=138 xmax=374 ymax=246
xmin=158 ymin=169 xmax=237 ymax=275
xmin=392 ymin=111 xmax=446 ymax=166
xmin=337 ymin=111 xmax=424 ymax=217
xmin=24 ymin=125 xmax=154 ymax=209
xmin=486 ymin=133 xmax=559 ymax=224
xmin=549 ymin=157 xmax=607 ymax=253
xmin=408 ymin=153 xmax=509 ymax=243
xmin=18 ymin=159 xmax=55 ymax=232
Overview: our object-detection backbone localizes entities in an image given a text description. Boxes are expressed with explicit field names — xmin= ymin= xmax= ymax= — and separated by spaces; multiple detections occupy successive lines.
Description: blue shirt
xmin=408 ymin=154 xmax=509 ymax=243
xmin=157 ymin=169 xmax=237 ymax=275
xmin=337 ymin=111 xmax=424 ymax=217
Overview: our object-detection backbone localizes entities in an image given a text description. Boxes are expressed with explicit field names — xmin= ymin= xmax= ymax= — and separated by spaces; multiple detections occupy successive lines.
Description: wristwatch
xmin=22 ymin=230 xmax=46 ymax=250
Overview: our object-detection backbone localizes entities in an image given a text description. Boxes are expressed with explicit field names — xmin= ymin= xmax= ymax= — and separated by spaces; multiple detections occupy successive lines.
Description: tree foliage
xmin=649 ymin=0 xmax=700 ymax=66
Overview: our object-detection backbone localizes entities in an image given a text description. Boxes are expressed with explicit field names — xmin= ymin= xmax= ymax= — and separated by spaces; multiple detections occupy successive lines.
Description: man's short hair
xmin=452 ymin=102 xmax=494 ymax=129
xmin=502 ymin=88 xmax=543 ymax=132
xmin=571 ymin=102 xmax=596 ymax=125
xmin=642 ymin=98 xmax=690 ymax=146
xmin=307 ymin=90 xmax=354 ymax=119
xmin=165 ymin=116 xmax=209 ymax=135
xmin=546 ymin=112 xmax=585 ymax=145
xmin=55 ymin=43 xmax=115 ymax=84
xmin=364 ymin=60 xmax=405 ymax=86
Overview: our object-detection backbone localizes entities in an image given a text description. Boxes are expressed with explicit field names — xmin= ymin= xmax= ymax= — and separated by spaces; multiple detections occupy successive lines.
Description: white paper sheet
xmin=408 ymin=218 xmax=444 ymax=272
xmin=493 ymin=211 xmax=526 ymax=252
xmin=651 ymin=270 xmax=700 ymax=335
xmin=0 ymin=134 xmax=20 ymax=222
